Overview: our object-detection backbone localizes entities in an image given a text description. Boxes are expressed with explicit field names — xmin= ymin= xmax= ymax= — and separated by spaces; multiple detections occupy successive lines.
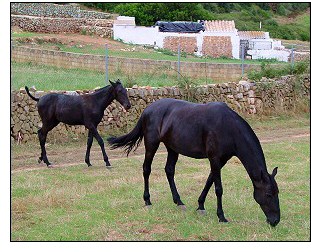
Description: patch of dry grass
xmin=11 ymin=114 xmax=310 ymax=241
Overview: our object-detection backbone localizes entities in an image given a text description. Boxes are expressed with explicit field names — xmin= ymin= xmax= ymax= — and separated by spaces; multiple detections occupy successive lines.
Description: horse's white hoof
xmin=178 ymin=205 xmax=187 ymax=211
xmin=197 ymin=209 xmax=207 ymax=216
xmin=144 ymin=205 xmax=152 ymax=210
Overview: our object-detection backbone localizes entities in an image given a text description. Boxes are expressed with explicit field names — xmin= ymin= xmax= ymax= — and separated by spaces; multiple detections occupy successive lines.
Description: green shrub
xmin=276 ymin=5 xmax=289 ymax=16
xmin=291 ymin=60 xmax=310 ymax=75
xmin=248 ymin=60 xmax=310 ymax=81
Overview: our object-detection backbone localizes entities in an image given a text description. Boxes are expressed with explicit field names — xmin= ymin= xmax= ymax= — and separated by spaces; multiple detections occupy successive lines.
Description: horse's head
xmin=109 ymin=79 xmax=131 ymax=111
xmin=253 ymin=167 xmax=280 ymax=227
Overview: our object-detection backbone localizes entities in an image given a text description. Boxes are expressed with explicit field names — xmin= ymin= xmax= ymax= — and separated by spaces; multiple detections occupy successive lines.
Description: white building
xmin=238 ymin=31 xmax=290 ymax=62
xmin=114 ymin=16 xmax=289 ymax=61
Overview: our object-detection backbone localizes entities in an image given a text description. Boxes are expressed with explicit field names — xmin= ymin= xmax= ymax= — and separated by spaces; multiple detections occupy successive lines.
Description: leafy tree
xmin=81 ymin=3 xmax=310 ymax=41
xmin=114 ymin=3 xmax=213 ymax=26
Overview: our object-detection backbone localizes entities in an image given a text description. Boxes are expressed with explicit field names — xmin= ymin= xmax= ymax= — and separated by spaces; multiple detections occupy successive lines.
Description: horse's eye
xmin=266 ymin=193 xmax=272 ymax=198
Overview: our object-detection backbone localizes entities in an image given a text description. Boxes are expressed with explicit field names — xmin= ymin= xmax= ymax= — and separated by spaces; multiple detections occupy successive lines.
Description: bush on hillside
xmin=82 ymin=3 xmax=310 ymax=41
xmin=248 ymin=60 xmax=310 ymax=81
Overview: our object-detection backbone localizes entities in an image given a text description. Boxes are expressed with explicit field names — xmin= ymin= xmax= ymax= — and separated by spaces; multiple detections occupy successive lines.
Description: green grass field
xmin=11 ymin=114 xmax=310 ymax=241
xmin=11 ymin=61 xmax=211 ymax=91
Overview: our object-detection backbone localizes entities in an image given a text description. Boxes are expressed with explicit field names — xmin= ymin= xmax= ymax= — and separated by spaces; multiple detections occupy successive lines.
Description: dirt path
xmin=11 ymin=130 xmax=309 ymax=174
xmin=12 ymin=31 xmax=146 ymax=52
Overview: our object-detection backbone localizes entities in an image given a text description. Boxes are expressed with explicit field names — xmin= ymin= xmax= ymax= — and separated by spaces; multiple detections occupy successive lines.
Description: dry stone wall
xmin=12 ymin=46 xmax=260 ymax=82
xmin=294 ymin=51 xmax=310 ymax=62
xmin=11 ymin=3 xmax=111 ymax=19
xmin=12 ymin=15 xmax=113 ymax=37
xmin=11 ymin=75 xmax=310 ymax=143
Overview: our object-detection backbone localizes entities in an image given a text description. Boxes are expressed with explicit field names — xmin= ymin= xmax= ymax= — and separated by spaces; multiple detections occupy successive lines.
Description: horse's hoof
xmin=219 ymin=218 xmax=229 ymax=223
xmin=144 ymin=205 xmax=152 ymax=210
xmin=197 ymin=209 xmax=207 ymax=216
xmin=178 ymin=205 xmax=187 ymax=211
xmin=106 ymin=165 xmax=113 ymax=169
xmin=47 ymin=164 xmax=53 ymax=168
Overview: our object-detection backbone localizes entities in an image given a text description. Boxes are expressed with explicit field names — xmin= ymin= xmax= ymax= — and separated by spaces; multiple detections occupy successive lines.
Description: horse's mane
xmin=93 ymin=84 xmax=111 ymax=93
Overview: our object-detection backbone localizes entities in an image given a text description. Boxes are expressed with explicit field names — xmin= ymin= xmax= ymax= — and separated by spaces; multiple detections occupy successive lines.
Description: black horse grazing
xmin=25 ymin=79 xmax=131 ymax=168
xmin=108 ymin=98 xmax=280 ymax=226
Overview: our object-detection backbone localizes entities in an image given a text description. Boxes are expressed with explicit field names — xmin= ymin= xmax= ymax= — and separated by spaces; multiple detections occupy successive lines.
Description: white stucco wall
xmin=249 ymin=39 xmax=273 ymax=50
xmin=272 ymin=40 xmax=285 ymax=50
xmin=247 ymin=49 xmax=290 ymax=62
xmin=113 ymin=25 xmax=160 ymax=45
xmin=114 ymin=23 xmax=240 ymax=58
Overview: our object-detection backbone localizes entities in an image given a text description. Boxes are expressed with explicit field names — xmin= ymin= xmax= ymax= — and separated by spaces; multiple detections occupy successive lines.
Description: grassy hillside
xmin=82 ymin=3 xmax=310 ymax=41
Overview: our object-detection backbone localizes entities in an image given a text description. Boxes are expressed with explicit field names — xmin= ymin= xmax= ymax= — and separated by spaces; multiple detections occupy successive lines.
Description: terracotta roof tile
xmin=204 ymin=20 xmax=236 ymax=32
xmin=238 ymin=31 xmax=266 ymax=39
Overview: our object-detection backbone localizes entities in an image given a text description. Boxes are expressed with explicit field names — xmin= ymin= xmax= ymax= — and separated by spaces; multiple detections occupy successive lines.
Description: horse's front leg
xmin=211 ymin=160 xmax=228 ymax=222
xmin=165 ymin=148 xmax=185 ymax=208
xmin=89 ymin=126 xmax=111 ymax=167
xmin=84 ymin=130 xmax=93 ymax=167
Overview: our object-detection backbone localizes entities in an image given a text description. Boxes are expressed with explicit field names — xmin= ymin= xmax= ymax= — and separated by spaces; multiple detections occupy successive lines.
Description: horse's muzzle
xmin=267 ymin=218 xmax=280 ymax=227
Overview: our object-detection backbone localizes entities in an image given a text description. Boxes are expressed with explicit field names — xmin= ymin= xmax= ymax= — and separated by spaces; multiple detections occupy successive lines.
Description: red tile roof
xmin=238 ymin=31 xmax=266 ymax=39
xmin=204 ymin=20 xmax=236 ymax=32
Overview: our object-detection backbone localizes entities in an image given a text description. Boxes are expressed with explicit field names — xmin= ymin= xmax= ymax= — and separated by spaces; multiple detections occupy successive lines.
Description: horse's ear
xmin=109 ymin=80 xmax=116 ymax=87
xmin=271 ymin=167 xmax=278 ymax=178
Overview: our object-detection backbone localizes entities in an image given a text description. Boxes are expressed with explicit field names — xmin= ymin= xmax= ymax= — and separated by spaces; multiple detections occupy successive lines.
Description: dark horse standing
xmin=25 ymin=79 xmax=131 ymax=168
xmin=108 ymin=98 xmax=280 ymax=226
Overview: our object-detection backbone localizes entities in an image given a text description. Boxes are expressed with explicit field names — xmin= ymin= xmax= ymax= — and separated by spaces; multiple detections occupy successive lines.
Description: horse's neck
xmin=236 ymin=133 xmax=268 ymax=183
xmin=94 ymin=86 xmax=115 ymax=110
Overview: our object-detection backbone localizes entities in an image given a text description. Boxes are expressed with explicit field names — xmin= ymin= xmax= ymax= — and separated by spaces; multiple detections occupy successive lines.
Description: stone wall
xmin=202 ymin=36 xmax=233 ymax=58
xmin=12 ymin=15 xmax=113 ymax=37
xmin=11 ymin=3 xmax=111 ymax=19
xmin=12 ymin=46 xmax=260 ymax=82
xmin=11 ymin=75 xmax=310 ymax=143
xmin=294 ymin=51 xmax=310 ymax=62
xmin=163 ymin=36 xmax=198 ymax=54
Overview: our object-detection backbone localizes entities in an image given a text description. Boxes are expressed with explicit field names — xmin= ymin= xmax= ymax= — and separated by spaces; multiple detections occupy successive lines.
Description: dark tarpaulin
xmin=155 ymin=21 xmax=204 ymax=33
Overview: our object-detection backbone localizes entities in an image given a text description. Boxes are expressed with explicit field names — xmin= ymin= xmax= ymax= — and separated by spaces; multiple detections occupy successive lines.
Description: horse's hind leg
xmin=142 ymin=139 xmax=159 ymax=206
xmin=38 ymin=124 xmax=56 ymax=167
xmin=84 ymin=131 xmax=93 ymax=167
xmin=165 ymin=147 xmax=185 ymax=207
xmin=197 ymin=172 xmax=213 ymax=214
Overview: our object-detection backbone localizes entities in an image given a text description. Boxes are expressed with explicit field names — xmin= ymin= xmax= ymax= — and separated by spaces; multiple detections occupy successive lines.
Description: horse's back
xmin=37 ymin=93 xmax=84 ymax=124
xmin=143 ymin=98 xmax=232 ymax=122
xmin=141 ymin=99 xmax=240 ymax=158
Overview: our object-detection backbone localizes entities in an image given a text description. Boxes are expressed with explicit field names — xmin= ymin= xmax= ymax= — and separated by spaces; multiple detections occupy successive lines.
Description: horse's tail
xmin=107 ymin=116 xmax=144 ymax=156
xmin=25 ymin=86 xmax=39 ymax=102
